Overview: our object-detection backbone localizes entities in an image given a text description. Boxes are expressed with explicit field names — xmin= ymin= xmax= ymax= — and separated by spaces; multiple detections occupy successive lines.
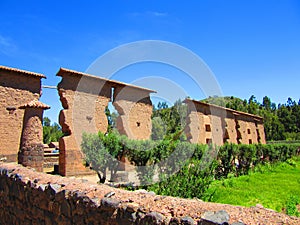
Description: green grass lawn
xmin=205 ymin=157 xmax=300 ymax=213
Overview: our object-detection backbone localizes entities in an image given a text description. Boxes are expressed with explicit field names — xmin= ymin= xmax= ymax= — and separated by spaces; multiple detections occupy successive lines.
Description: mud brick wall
xmin=0 ymin=66 xmax=44 ymax=162
xmin=113 ymin=86 xmax=153 ymax=140
xmin=184 ymin=99 xmax=266 ymax=145
xmin=184 ymin=104 xmax=213 ymax=144
xmin=57 ymin=68 xmax=155 ymax=176
xmin=235 ymin=115 xmax=259 ymax=144
xmin=57 ymin=69 xmax=111 ymax=176
xmin=224 ymin=111 xmax=238 ymax=144
xmin=256 ymin=122 xmax=266 ymax=144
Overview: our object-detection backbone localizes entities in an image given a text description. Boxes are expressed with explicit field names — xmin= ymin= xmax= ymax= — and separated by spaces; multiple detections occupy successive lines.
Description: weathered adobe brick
xmin=56 ymin=68 xmax=155 ymax=176
xmin=184 ymin=98 xmax=266 ymax=145
xmin=0 ymin=65 xmax=45 ymax=162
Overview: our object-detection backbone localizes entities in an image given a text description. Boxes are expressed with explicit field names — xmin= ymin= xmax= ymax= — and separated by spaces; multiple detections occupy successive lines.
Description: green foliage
xmin=205 ymin=157 xmax=300 ymax=213
xmin=215 ymin=143 xmax=300 ymax=178
xmin=42 ymin=117 xmax=63 ymax=144
xmin=286 ymin=195 xmax=300 ymax=217
xmin=81 ymin=128 xmax=300 ymax=201
xmin=152 ymin=99 xmax=187 ymax=139
xmin=151 ymin=116 xmax=167 ymax=140
xmin=148 ymin=158 xmax=217 ymax=199
xmin=81 ymin=130 xmax=124 ymax=183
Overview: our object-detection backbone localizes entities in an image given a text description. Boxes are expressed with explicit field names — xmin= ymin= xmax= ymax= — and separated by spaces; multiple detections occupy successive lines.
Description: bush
xmin=286 ymin=195 xmax=300 ymax=217
xmin=81 ymin=130 xmax=300 ymax=197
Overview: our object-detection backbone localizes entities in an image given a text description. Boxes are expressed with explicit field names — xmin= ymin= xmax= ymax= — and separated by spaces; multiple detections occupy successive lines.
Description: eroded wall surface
xmin=57 ymin=70 xmax=111 ymax=176
xmin=224 ymin=112 xmax=238 ymax=144
xmin=184 ymin=99 xmax=266 ymax=145
xmin=113 ymin=86 xmax=153 ymax=140
xmin=0 ymin=66 xmax=44 ymax=161
xmin=57 ymin=68 xmax=154 ymax=176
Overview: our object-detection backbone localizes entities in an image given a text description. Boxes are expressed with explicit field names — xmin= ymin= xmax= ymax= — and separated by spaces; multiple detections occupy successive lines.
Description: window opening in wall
xmin=136 ymin=122 xmax=140 ymax=127
xmin=247 ymin=129 xmax=251 ymax=134
xmin=106 ymin=87 xmax=119 ymax=130
xmin=249 ymin=139 xmax=252 ymax=144
xmin=206 ymin=138 xmax=212 ymax=144
xmin=205 ymin=124 xmax=211 ymax=132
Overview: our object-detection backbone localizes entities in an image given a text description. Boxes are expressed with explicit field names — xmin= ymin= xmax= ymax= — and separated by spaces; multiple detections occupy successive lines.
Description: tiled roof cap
xmin=184 ymin=98 xmax=263 ymax=120
xmin=19 ymin=99 xmax=50 ymax=109
xmin=57 ymin=67 xmax=156 ymax=93
xmin=0 ymin=65 xmax=46 ymax=78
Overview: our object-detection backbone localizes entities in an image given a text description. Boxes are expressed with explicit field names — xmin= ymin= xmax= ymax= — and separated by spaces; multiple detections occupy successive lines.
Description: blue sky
xmin=1 ymin=1 xmax=300 ymax=123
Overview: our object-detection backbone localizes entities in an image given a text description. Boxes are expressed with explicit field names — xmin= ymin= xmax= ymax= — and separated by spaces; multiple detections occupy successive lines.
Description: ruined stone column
xmin=113 ymin=85 xmax=155 ymax=140
xmin=18 ymin=100 xmax=50 ymax=172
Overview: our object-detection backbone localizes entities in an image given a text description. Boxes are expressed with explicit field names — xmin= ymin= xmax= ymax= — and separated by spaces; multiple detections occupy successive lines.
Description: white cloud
xmin=0 ymin=35 xmax=17 ymax=56
xmin=128 ymin=11 xmax=168 ymax=18
xmin=147 ymin=11 xmax=168 ymax=17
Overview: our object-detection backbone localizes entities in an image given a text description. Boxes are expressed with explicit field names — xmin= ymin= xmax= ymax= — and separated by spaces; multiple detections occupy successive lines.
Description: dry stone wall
xmin=1 ymin=163 xmax=298 ymax=225
xmin=184 ymin=99 xmax=266 ymax=145
xmin=0 ymin=66 xmax=45 ymax=162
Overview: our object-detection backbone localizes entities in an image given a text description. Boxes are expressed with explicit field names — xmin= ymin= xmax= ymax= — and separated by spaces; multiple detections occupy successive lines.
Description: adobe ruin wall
xmin=0 ymin=66 xmax=45 ymax=162
xmin=184 ymin=98 xmax=266 ymax=145
xmin=113 ymin=85 xmax=153 ymax=140
xmin=57 ymin=68 xmax=155 ymax=176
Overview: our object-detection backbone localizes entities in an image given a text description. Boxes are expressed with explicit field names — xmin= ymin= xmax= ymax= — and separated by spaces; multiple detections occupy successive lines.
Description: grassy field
xmin=205 ymin=157 xmax=300 ymax=213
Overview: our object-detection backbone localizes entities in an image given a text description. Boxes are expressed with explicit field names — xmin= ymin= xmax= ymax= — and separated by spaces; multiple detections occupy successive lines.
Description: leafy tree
xmin=152 ymin=100 xmax=187 ymax=139
xmin=43 ymin=117 xmax=63 ymax=144
xmin=262 ymin=96 xmax=271 ymax=111
xmin=81 ymin=130 xmax=123 ymax=183
xmin=151 ymin=116 xmax=167 ymax=140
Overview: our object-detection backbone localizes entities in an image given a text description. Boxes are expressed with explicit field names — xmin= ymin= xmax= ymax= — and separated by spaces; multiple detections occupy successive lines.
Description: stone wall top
xmin=0 ymin=65 xmax=46 ymax=78
xmin=0 ymin=162 xmax=298 ymax=225
xmin=57 ymin=67 xmax=156 ymax=94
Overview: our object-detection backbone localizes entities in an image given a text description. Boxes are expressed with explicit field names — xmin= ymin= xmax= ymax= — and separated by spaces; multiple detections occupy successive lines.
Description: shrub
xmin=286 ymin=195 xmax=300 ymax=217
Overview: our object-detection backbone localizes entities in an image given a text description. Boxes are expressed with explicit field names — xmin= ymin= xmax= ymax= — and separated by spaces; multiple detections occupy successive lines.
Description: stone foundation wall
xmin=0 ymin=67 xmax=44 ymax=161
xmin=1 ymin=163 xmax=297 ymax=225
xmin=18 ymin=143 xmax=44 ymax=172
